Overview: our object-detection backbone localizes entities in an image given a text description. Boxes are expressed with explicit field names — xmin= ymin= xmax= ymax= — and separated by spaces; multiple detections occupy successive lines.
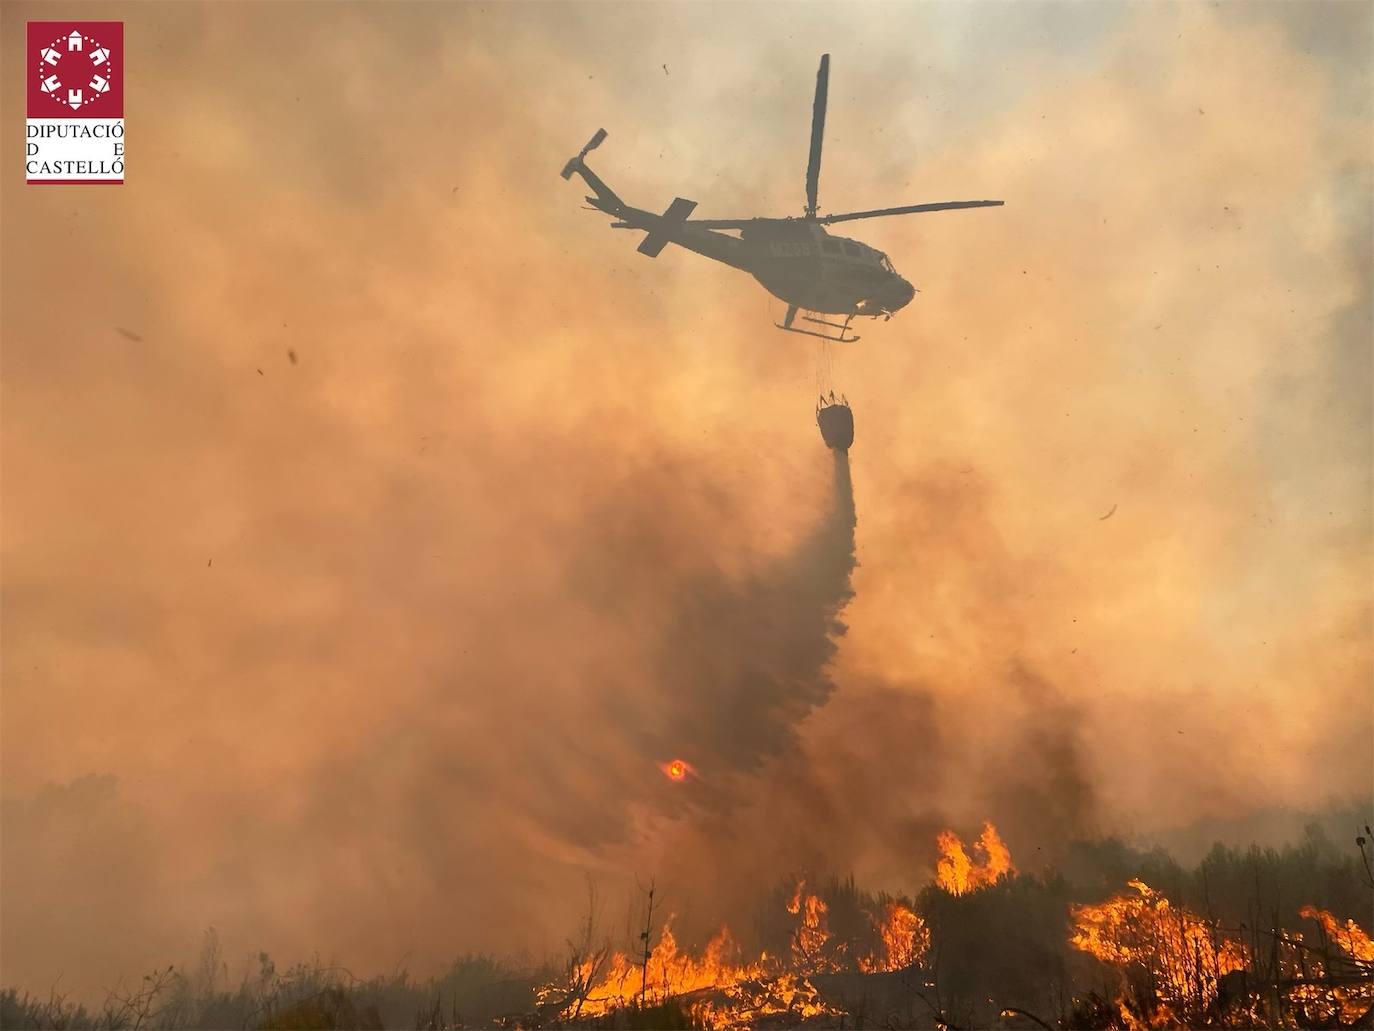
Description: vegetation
xmin=0 ymin=948 xmax=542 ymax=1031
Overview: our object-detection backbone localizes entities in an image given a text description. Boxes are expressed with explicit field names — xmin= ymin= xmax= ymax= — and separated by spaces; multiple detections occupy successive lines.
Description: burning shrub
xmin=785 ymin=880 xmax=842 ymax=974
xmin=859 ymin=901 xmax=930 ymax=973
xmin=1067 ymin=883 xmax=1374 ymax=1029
xmin=1299 ymin=904 xmax=1374 ymax=964
xmin=1278 ymin=905 xmax=1374 ymax=1028
xmin=1069 ymin=879 xmax=1246 ymax=1025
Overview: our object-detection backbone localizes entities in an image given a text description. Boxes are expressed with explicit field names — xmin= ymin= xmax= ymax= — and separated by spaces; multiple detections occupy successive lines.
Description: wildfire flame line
xmin=537 ymin=825 xmax=1372 ymax=1030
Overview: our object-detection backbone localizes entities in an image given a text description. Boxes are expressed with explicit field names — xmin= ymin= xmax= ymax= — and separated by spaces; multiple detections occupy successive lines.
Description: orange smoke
xmin=935 ymin=821 xmax=1014 ymax=895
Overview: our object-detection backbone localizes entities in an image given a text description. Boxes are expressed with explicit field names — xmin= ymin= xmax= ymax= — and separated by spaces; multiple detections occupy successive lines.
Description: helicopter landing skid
xmin=776 ymin=305 xmax=861 ymax=344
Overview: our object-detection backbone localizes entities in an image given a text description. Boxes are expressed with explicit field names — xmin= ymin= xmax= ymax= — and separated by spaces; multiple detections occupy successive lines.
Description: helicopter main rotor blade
xmin=805 ymin=54 xmax=829 ymax=219
xmin=816 ymin=200 xmax=1004 ymax=224
xmin=683 ymin=199 xmax=1003 ymax=230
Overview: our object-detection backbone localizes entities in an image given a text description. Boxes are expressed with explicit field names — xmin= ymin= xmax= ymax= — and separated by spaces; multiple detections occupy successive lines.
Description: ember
xmin=660 ymin=758 xmax=694 ymax=782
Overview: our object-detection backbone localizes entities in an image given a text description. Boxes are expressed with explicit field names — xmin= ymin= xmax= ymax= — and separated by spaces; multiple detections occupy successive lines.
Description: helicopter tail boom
xmin=560 ymin=129 xmax=745 ymax=269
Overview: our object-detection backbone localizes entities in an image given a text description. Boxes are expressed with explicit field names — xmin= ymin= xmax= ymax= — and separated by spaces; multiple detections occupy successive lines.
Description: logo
xmin=26 ymin=22 xmax=124 ymax=184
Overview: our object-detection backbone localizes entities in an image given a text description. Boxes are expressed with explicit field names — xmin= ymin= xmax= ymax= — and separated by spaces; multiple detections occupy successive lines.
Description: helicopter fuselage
xmin=737 ymin=219 xmax=915 ymax=317
xmin=613 ymin=210 xmax=916 ymax=318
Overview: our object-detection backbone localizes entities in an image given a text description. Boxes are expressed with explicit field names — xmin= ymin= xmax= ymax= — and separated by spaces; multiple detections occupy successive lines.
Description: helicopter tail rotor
xmin=560 ymin=128 xmax=627 ymax=218
xmin=560 ymin=128 xmax=608 ymax=180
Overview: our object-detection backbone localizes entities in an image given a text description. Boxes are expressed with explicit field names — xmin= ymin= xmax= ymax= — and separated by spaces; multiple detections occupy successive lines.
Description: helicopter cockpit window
xmin=878 ymin=253 xmax=895 ymax=273
xmin=820 ymin=238 xmax=842 ymax=256
xmin=841 ymin=241 xmax=862 ymax=258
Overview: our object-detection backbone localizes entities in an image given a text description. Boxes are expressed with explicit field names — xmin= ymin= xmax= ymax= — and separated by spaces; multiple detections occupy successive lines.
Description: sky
xmin=2 ymin=0 xmax=1371 ymax=997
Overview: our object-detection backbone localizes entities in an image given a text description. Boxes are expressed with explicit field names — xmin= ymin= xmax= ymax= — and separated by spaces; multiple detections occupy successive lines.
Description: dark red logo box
xmin=27 ymin=22 xmax=123 ymax=119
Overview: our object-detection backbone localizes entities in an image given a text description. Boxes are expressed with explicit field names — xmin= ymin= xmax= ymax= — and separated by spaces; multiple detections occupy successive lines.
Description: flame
xmin=536 ymin=922 xmax=764 ymax=1022
xmin=935 ymin=821 xmax=1014 ymax=894
xmin=1288 ymin=905 xmax=1374 ymax=1026
xmin=785 ymin=878 xmax=839 ymax=972
xmin=539 ymin=882 xmax=849 ymax=1029
xmin=694 ymin=971 xmax=843 ymax=1029
xmin=1070 ymin=879 xmax=1247 ymax=1021
xmin=1069 ymin=887 xmax=1374 ymax=1027
xmin=545 ymin=916 xmax=844 ymax=1029
xmin=583 ymin=924 xmax=761 ymax=1015
xmin=1299 ymin=904 xmax=1374 ymax=962
xmin=859 ymin=900 xmax=930 ymax=972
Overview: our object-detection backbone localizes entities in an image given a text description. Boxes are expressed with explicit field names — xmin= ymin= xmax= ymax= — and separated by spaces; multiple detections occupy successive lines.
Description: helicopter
xmin=560 ymin=54 xmax=1003 ymax=343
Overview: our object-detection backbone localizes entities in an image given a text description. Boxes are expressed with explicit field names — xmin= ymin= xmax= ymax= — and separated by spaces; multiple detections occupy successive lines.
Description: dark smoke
xmin=649 ymin=447 xmax=858 ymax=805
xmin=984 ymin=662 xmax=1098 ymax=849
